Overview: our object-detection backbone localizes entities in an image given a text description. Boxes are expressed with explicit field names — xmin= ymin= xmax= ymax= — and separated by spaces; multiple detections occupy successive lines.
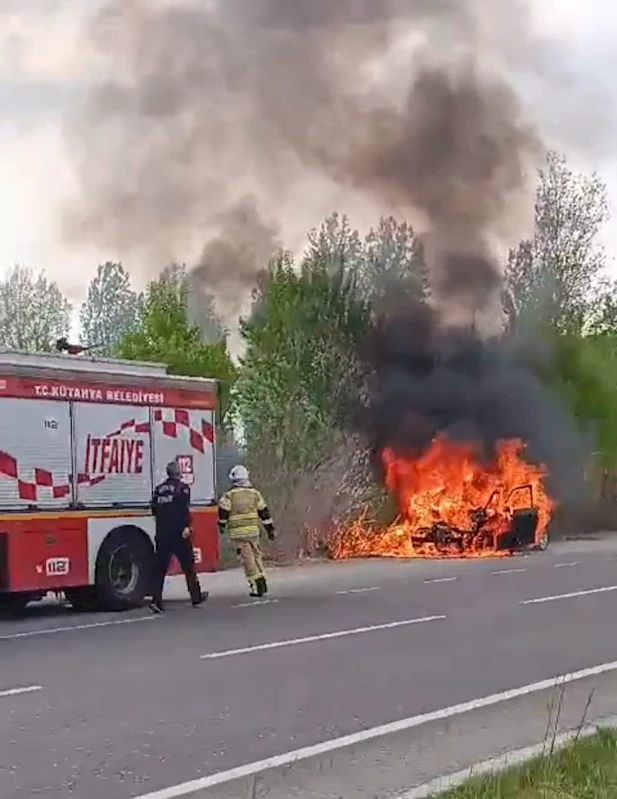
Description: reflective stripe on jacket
xmin=218 ymin=487 xmax=271 ymax=538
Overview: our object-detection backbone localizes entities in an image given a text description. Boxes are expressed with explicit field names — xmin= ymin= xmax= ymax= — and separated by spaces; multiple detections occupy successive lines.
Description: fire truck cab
xmin=0 ymin=349 xmax=219 ymax=613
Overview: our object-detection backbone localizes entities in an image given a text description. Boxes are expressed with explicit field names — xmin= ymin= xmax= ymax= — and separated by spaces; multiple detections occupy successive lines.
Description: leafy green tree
xmin=0 ymin=264 xmax=72 ymax=351
xmin=304 ymin=212 xmax=364 ymax=274
xmin=80 ymin=261 xmax=142 ymax=351
xmin=115 ymin=267 xmax=236 ymax=421
xmin=507 ymin=150 xmax=609 ymax=333
xmin=361 ymin=216 xmax=428 ymax=306
xmin=235 ymin=250 xmax=372 ymax=526
xmin=544 ymin=331 xmax=617 ymax=466
xmin=505 ymin=151 xmax=617 ymax=473
xmin=585 ymin=278 xmax=617 ymax=337
xmin=303 ymin=212 xmax=428 ymax=307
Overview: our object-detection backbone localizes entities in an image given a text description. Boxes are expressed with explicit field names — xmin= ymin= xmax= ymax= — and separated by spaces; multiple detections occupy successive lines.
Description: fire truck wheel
xmin=95 ymin=527 xmax=153 ymax=611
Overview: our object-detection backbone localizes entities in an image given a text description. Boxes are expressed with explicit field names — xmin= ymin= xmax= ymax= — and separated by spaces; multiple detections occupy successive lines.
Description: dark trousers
xmin=151 ymin=533 xmax=201 ymax=605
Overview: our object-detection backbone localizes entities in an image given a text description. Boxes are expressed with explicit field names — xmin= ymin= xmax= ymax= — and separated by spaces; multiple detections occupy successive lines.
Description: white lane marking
xmin=0 ymin=614 xmax=157 ymax=640
xmin=336 ymin=587 xmax=382 ymax=595
xmin=424 ymin=577 xmax=458 ymax=584
xmin=554 ymin=561 xmax=580 ymax=568
xmin=131 ymin=658 xmax=617 ymax=799
xmin=200 ymin=615 xmax=446 ymax=660
xmin=0 ymin=685 xmax=42 ymax=699
xmin=605 ymin=556 xmax=617 ymax=562
xmin=232 ymin=599 xmax=280 ymax=608
xmin=521 ymin=584 xmax=617 ymax=605
xmin=491 ymin=568 xmax=526 ymax=575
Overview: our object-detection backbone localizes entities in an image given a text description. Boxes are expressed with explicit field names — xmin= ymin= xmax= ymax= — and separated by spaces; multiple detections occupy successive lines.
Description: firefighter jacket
xmin=218 ymin=486 xmax=273 ymax=539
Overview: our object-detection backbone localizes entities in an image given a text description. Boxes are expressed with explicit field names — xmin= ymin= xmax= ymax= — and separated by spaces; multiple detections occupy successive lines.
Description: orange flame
xmin=330 ymin=436 xmax=555 ymax=559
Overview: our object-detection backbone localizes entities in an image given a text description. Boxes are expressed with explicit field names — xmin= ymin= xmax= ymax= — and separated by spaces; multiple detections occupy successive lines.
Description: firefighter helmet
xmin=229 ymin=464 xmax=250 ymax=484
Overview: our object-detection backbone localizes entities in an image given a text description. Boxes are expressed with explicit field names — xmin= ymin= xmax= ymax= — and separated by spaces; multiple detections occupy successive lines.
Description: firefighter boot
xmin=185 ymin=569 xmax=208 ymax=606
xmin=248 ymin=575 xmax=263 ymax=598
xmin=255 ymin=575 xmax=268 ymax=597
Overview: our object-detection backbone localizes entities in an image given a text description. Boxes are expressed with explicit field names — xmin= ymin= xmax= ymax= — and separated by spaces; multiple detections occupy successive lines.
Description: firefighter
xmin=218 ymin=465 xmax=275 ymax=597
xmin=149 ymin=460 xmax=208 ymax=613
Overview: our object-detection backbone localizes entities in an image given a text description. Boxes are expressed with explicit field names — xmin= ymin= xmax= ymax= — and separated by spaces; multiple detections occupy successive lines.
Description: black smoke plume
xmin=63 ymin=0 xmax=545 ymax=325
xmin=360 ymin=301 xmax=585 ymax=503
xmin=62 ymin=0 xmax=588 ymax=504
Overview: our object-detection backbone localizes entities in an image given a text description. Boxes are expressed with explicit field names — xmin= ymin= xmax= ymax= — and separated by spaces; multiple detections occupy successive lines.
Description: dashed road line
xmin=0 ymin=614 xmax=157 ymax=640
xmin=424 ymin=577 xmax=458 ymax=584
xmin=0 ymin=685 xmax=43 ymax=698
xmin=491 ymin=568 xmax=526 ymax=575
xmin=232 ymin=599 xmax=280 ymax=608
xmin=337 ymin=587 xmax=382 ymax=595
xmin=554 ymin=561 xmax=580 ymax=569
xmin=200 ymin=615 xmax=446 ymax=660
xmin=521 ymin=584 xmax=617 ymax=605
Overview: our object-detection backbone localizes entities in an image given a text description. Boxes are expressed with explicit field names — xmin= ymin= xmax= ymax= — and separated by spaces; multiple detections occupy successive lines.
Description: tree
xmin=0 ymin=264 xmax=72 ymax=351
xmin=80 ymin=262 xmax=142 ymax=351
xmin=507 ymin=150 xmax=609 ymax=333
xmin=114 ymin=266 xmax=236 ymax=421
xmin=235 ymin=250 xmax=372 ymax=535
xmin=544 ymin=330 xmax=617 ymax=466
xmin=184 ymin=269 xmax=225 ymax=343
xmin=584 ymin=278 xmax=617 ymax=337
xmin=304 ymin=212 xmax=364 ymax=274
xmin=360 ymin=216 xmax=428 ymax=307
xmin=304 ymin=212 xmax=428 ymax=306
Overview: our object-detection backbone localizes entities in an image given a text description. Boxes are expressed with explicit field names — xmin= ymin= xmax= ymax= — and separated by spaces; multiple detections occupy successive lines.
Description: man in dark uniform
xmin=149 ymin=460 xmax=207 ymax=613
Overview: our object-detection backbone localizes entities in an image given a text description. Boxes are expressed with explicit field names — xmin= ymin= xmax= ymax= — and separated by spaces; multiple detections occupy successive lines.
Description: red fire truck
xmin=0 ymin=349 xmax=219 ymax=613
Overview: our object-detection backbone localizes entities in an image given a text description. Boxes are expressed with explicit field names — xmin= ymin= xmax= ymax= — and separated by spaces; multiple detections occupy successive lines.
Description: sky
xmin=2 ymin=0 xmax=617 ymax=311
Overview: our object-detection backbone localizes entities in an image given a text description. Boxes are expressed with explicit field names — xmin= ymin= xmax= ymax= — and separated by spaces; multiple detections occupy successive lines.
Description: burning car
xmin=331 ymin=436 xmax=554 ymax=560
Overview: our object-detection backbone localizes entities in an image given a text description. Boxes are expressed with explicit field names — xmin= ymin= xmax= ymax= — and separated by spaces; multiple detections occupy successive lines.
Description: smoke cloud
xmin=63 ymin=0 xmax=545 ymax=328
xmin=361 ymin=303 xmax=585 ymax=503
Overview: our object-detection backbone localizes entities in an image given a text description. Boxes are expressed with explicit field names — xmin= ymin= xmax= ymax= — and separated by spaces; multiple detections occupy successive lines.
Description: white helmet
xmin=229 ymin=464 xmax=250 ymax=484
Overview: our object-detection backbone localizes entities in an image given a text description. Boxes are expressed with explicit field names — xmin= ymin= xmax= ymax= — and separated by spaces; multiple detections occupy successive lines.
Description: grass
xmin=438 ymin=728 xmax=617 ymax=798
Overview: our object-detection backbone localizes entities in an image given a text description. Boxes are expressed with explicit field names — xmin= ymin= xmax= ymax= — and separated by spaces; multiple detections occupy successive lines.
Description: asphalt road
xmin=2 ymin=538 xmax=617 ymax=799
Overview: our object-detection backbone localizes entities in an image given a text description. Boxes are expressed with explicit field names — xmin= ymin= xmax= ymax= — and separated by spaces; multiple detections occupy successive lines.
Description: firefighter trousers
xmin=233 ymin=536 xmax=265 ymax=591
xmin=151 ymin=533 xmax=201 ymax=605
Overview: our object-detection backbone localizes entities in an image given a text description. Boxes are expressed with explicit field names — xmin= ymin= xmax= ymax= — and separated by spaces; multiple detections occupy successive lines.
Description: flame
xmin=330 ymin=436 xmax=555 ymax=559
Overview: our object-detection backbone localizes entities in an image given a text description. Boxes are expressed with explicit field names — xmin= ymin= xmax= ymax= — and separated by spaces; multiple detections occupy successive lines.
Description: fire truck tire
xmin=94 ymin=527 xmax=153 ymax=611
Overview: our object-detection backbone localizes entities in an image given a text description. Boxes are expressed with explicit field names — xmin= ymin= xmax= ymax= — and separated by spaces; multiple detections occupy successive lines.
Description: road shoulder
xmin=140 ymin=670 xmax=617 ymax=799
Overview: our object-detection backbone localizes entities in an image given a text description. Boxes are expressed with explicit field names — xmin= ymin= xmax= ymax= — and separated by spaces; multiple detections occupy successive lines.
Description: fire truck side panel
xmin=86 ymin=507 xmax=219 ymax=579
xmin=150 ymin=407 xmax=216 ymax=504
xmin=73 ymin=403 xmax=153 ymax=507
xmin=0 ymin=399 xmax=73 ymax=509
xmin=175 ymin=507 xmax=219 ymax=572
xmin=86 ymin=515 xmax=154 ymax=583
xmin=0 ymin=515 xmax=89 ymax=591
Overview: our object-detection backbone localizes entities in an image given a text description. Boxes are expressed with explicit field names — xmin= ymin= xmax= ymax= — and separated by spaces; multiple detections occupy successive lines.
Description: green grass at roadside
xmin=438 ymin=729 xmax=617 ymax=799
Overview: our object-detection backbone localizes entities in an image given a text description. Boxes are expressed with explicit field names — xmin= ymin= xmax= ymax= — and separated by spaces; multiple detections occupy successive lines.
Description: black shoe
xmin=149 ymin=601 xmax=164 ymax=614
xmin=192 ymin=591 xmax=209 ymax=607
xmin=255 ymin=576 xmax=268 ymax=597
